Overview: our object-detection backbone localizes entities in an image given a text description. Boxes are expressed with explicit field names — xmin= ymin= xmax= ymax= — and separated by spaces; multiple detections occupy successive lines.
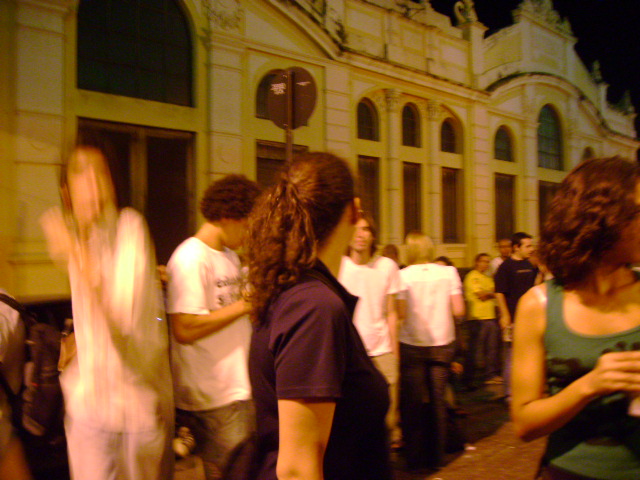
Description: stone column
xmin=203 ymin=1 xmax=245 ymax=180
xmin=385 ymin=89 xmax=402 ymax=245
xmin=9 ymin=0 xmax=75 ymax=296
xmin=426 ymin=100 xmax=443 ymax=245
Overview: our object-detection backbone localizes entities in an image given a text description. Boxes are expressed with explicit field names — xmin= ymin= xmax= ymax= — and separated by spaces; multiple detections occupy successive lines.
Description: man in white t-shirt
xmin=166 ymin=175 xmax=260 ymax=480
xmin=338 ymin=213 xmax=402 ymax=445
xmin=488 ymin=238 xmax=512 ymax=276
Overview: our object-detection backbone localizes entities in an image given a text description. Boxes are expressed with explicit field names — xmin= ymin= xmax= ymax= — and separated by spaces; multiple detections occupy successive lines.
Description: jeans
xmin=400 ymin=341 xmax=455 ymax=469
xmin=463 ymin=318 xmax=501 ymax=385
xmin=177 ymin=400 xmax=257 ymax=480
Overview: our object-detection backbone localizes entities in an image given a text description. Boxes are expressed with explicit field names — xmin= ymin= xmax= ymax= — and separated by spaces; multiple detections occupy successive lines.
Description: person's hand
xmin=583 ymin=351 xmax=640 ymax=399
xmin=477 ymin=290 xmax=495 ymax=301
xmin=40 ymin=206 xmax=73 ymax=266
xmin=451 ymin=361 xmax=463 ymax=375
xmin=499 ymin=312 xmax=511 ymax=330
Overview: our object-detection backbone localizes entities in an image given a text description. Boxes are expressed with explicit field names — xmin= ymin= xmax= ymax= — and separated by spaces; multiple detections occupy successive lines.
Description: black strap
xmin=0 ymin=293 xmax=28 ymax=317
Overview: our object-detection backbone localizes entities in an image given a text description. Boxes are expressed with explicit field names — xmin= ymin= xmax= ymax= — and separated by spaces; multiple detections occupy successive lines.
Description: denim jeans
xmin=177 ymin=400 xmax=257 ymax=480
xmin=463 ymin=318 xmax=501 ymax=384
xmin=400 ymin=341 xmax=455 ymax=469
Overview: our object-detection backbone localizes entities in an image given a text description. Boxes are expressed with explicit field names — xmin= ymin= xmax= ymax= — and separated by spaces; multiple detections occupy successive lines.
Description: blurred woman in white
xmin=398 ymin=232 xmax=465 ymax=471
xmin=41 ymin=142 xmax=173 ymax=480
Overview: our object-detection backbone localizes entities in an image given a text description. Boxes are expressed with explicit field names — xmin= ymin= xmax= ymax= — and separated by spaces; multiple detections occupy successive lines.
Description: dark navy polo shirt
xmin=249 ymin=262 xmax=391 ymax=480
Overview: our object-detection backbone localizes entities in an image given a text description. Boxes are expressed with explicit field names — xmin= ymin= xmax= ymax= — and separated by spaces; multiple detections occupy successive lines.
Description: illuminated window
xmin=357 ymin=99 xmax=379 ymax=141
xmin=402 ymin=104 xmax=421 ymax=147
xmin=494 ymin=126 xmax=513 ymax=162
xmin=77 ymin=0 xmax=193 ymax=106
xmin=358 ymin=156 xmax=380 ymax=227
xmin=495 ymin=174 xmax=515 ymax=241
xmin=256 ymin=140 xmax=308 ymax=189
xmin=441 ymin=119 xmax=457 ymax=153
xmin=442 ymin=167 xmax=464 ymax=243
xmin=538 ymin=106 xmax=563 ymax=170
xmin=403 ymin=162 xmax=422 ymax=237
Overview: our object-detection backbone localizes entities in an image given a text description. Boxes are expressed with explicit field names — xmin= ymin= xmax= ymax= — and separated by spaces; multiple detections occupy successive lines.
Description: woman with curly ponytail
xmin=246 ymin=152 xmax=391 ymax=480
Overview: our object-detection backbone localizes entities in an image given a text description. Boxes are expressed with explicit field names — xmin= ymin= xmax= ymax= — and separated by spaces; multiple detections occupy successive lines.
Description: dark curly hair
xmin=539 ymin=156 xmax=640 ymax=287
xmin=200 ymin=174 xmax=261 ymax=222
xmin=245 ymin=152 xmax=355 ymax=324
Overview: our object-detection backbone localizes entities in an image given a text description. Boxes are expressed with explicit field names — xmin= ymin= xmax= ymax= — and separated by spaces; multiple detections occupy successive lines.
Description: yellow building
xmin=1 ymin=0 xmax=638 ymax=297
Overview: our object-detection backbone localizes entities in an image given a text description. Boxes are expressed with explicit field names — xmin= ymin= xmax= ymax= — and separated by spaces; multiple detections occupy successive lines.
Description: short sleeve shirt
xmin=463 ymin=270 xmax=496 ymax=320
xmin=338 ymin=255 xmax=401 ymax=356
xmin=249 ymin=263 xmax=391 ymax=480
xmin=166 ymin=237 xmax=251 ymax=410
xmin=398 ymin=263 xmax=462 ymax=347
xmin=494 ymin=257 xmax=538 ymax=318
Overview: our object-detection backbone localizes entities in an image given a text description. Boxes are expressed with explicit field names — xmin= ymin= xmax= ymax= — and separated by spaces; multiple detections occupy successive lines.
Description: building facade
xmin=1 ymin=0 xmax=638 ymax=297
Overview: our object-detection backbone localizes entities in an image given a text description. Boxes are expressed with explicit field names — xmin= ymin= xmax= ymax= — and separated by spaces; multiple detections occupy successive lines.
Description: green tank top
xmin=544 ymin=279 xmax=640 ymax=479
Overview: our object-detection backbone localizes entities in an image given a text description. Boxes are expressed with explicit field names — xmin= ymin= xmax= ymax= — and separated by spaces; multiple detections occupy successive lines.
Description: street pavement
xmin=175 ymin=382 xmax=547 ymax=480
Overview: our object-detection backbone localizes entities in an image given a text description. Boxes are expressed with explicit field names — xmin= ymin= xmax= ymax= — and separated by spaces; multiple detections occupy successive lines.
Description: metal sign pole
xmin=285 ymin=70 xmax=293 ymax=163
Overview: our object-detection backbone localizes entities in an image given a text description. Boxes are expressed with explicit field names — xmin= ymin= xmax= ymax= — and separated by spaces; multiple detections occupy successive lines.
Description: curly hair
xmin=245 ymin=152 xmax=355 ymax=324
xmin=539 ymin=156 xmax=640 ymax=287
xmin=200 ymin=174 xmax=261 ymax=222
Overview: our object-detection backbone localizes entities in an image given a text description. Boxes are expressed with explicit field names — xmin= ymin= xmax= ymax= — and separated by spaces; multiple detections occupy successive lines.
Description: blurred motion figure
xmin=41 ymin=144 xmax=174 ymax=480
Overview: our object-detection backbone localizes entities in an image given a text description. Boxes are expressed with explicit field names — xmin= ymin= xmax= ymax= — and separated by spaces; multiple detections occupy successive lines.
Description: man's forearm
xmin=170 ymin=299 xmax=251 ymax=344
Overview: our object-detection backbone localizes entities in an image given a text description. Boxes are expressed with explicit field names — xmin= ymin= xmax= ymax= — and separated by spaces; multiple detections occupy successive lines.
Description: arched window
xmin=255 ymin=70 xmax=283 ymax=119
xmin=77 ymin=0 xmax=193 ymax=106
xmin=441 ymin=118 xmax=457 ymax=153
xmin=357 ymin=99 xmax=379 ymax=141
xmin=402 ymin=103 xmax=421 ymax=147
xmin=537 ymin=105 xmax=563 ymax=170
xmin=494 ymin=126 xmax=513 ymax=162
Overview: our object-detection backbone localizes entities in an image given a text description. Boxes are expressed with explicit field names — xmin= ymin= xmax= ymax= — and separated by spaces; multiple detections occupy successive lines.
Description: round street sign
xmin=266 ymin=67 xmax=317 ymax=130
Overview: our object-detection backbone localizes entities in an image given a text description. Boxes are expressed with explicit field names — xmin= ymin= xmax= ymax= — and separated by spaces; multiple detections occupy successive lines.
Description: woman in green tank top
xmin=511 ymin=157 xmax=640 ymax=480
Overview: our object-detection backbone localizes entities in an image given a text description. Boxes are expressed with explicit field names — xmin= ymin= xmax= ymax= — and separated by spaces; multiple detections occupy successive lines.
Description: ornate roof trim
xmin=514 ymin=0 xmax=573 ymax=36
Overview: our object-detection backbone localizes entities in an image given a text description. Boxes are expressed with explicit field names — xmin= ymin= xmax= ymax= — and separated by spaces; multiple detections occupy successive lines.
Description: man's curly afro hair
xmin=200 ymin=174 xmax=261 ymax=222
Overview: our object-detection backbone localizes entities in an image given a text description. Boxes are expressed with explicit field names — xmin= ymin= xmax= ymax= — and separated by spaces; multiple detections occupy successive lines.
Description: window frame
xmin=77 ymin=0 xmax=193 ymax=107
xmin=402 ymin=103 xmax=421 ymax=147
xmin=357 ymin=99 xmax=380 ymax=141
xmin=537 ymin=105 xmax=563 ymax=170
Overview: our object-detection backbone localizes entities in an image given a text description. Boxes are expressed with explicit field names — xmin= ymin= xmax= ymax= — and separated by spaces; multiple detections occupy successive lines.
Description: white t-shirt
xmin=62 ymin=208 xmax=173 ymax=432
xmin=166 ymin=237 xmax=251 ymax=411
xmin=338 ymin=256 xmax=401 ymax=357
xmin=398 ymin=263 xmax=462 ymax=347
xmin=0 ymin=290 xmax=25 ymax=446
xmin=488 ymin=256 xmax=504 ymax=277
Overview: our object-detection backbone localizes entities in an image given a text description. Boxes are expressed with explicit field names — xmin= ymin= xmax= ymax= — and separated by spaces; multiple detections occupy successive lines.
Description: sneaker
xmin=173 ymin=426 xmax=196 ymax=458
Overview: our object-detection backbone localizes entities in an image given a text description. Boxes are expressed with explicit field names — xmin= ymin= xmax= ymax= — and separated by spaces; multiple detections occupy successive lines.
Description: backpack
xmin=0 ymin=293 xmax=65 ymax=440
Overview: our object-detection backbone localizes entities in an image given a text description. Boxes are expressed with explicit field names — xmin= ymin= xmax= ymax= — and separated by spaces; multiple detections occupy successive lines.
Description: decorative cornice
xmin=371 ymin=91 xmax=386 ymax=112
xmin=202 ymin=0 xmax=243 ymax=31
xmin=514 ymin=0 xmax=573 ymax=36
xmin=426 ymin=100 xmax=442 ymax=121
xmin=385 ymin=89 xmax=402 ymax=112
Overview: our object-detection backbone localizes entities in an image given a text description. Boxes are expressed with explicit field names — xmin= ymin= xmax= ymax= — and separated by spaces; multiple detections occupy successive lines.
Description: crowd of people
xmin=2 ymin=143 xmax=640 ymax=480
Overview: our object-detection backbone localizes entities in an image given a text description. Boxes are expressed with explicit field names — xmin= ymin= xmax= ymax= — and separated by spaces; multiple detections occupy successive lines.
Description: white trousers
xmin=65 ymin=415 xmax=174 ymax=480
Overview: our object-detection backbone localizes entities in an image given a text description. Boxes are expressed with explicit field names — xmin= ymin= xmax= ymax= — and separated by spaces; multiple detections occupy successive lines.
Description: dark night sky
xmin=429 ymin=0 xmax=640 ymax=133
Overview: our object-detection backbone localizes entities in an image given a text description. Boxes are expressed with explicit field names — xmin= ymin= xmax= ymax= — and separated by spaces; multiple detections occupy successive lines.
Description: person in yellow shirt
xmin=463 ymin=253 xmax=502 ymax=389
